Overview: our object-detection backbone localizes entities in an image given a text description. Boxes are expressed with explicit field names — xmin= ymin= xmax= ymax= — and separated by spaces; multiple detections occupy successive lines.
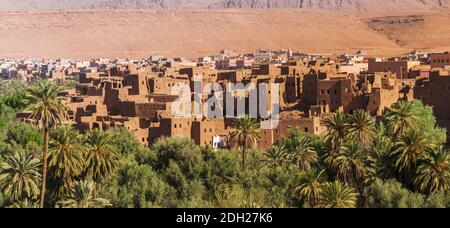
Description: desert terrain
xmin=2 ymin=0 xmax=450 ymax=11
xmin=1 ymin=9 xmax=450 ymax=59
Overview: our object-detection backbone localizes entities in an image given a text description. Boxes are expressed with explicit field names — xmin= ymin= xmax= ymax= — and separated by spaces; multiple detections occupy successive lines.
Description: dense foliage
xmin=1 ymin=80 xmax=450 ymax=208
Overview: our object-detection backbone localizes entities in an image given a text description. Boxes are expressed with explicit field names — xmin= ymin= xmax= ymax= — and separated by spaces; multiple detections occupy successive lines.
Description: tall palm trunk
xmin=92 ymin=178 xmax=98 ymax=198
xmin=40 ymin=127 xmax=49 ymax=208
xmin=242 ymin=138 xmax=248 ymax=171
xmin=242 ymin=147 xmax=246 ymax=171
xmin=310 ymin=196 xmax=317 ymax=208
xmin=352 ymin=166 xmax=365 ymax=205
xmin=404 ymin=169 xmax=413 ymax=190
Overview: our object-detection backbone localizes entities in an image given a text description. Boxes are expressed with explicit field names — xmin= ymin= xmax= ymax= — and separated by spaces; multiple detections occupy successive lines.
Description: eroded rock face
xmin=211 ymin=0 xmax=450 ymax=11
xmin=1 ymin=0 xmax=450 ymax=11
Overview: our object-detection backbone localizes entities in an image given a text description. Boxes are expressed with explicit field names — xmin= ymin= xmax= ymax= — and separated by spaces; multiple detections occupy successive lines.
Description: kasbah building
xmin=11 ymin=50 xmax=450 ymax=149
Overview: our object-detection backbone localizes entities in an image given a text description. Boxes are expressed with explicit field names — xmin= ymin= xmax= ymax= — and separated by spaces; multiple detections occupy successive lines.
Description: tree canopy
xmin=1 ymin=91 xmax=450 ymax=208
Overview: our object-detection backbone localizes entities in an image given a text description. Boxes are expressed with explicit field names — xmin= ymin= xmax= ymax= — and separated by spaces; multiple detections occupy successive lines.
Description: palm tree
xmin=0 ymin=151 xmax=41 ymax=201
xmin=229 ymin=116 xmax=261 ymax=170
xmin=48 ymin=125 xmax=86 ymax=197
xmin=392 ymin=130 xmax=433 ymax=186
xmin=319 ymin=181 xmax=358 ymax=208
xmin=295 ymin=169 xmax=326 ymax=208
xmin=384 ymin=101 xmax=419 ymax=138
xmin=263 ymin=145 xmax=289 ymax=169
xmin=7 ymin=198 xmax=39 ymax=208
xmin=56 ymin=180 xmax=111 ymax=208
xmin=323 ymin=111 xmax=347 ymax=171
xmin=367 ymin=134 xmax=395 ymax=182
xmin=85 ymin=129 xmax=119 ymax=196
xmin=334 ymin=140 xmax=368 ymax=197
xmin=346 ymin=110 xmax=376 ymax=148
xmin=286 ymin=136 xmax=318 ymax=171
xmin=414 ymin=146 xmax=450 ymax=194
xmin=24 ymin=80 xmax=67 ymax=207
xmin=324 ymin=111 xmax=348 ymax=150
xmin=323 ymin=148 xmax=340 ymax=176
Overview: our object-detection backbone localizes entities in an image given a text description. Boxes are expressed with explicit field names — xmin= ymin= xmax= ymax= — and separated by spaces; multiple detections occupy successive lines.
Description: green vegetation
xmin=48 ymin=125 xmax=86 ymax=197
xmin=1 ymin=81 xmax=450 ymax=208
xmin=24 ymin=80 xmax=68 ymax=208
xmin=0 ymin=150 xmax=41 ymax=201
xmin=0 ymin=80 xmax=27 ymax=129
xmin=229 ymin=116 xmax=261 ymax=170
xmin=56 ymin=180 xmax=112 ymax=208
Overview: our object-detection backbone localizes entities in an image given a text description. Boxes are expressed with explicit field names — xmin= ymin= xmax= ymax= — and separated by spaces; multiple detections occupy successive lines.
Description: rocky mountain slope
xmin=4 ymin=9 xmax=450 ymax=59
xmin=0 ymin=0 xmax=449 ymax=11
xmin=1 ymin=2 xmax=450 ymax=59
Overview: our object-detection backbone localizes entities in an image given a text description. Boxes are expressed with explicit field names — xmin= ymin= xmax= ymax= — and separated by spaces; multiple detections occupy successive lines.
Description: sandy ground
xmin=0 ymin=9 xmax=448 ymax=60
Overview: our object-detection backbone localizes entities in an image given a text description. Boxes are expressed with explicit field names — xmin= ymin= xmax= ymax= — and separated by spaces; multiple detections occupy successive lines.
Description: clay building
xmin=15 ymin=51 xmax=420 ymax=150
xmin=414 ymin=69 xmax=450 ymax=142
xmin=302 ymin=72 xmax=356 ymax=113
xmin=65 ymin=69 xmax=157 ymax=145
xmin=360 ymin=72 xmax=402 ymax=116
xmin=430 ymin=52 xmax=450 ymax=69
xmin=301 ymin=71 xmax=402 ymax=115
xmin=368 ymin=58 xmax=420 ymax=79
xmin=191 ymin=118 xmax=234 ymax=147
xmin=259 ymin=116 xmax=324 ymax=149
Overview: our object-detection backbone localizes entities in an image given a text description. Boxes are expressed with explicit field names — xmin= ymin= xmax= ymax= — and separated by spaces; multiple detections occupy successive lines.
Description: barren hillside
xmin=0 ymin=0 xmax=450 ymax=11
xmin=0 ymin=9 xmax=450 ymax=59
xmin=367 ymin=14 xmax=450 ymax=51
xmin=0 ymin=10 xmax=400 ymax=59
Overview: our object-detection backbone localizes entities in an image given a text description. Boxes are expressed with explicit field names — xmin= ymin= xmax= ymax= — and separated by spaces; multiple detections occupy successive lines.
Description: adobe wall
xmin=259 ymin=117 xmax=323 ymax=149
xmin=302 ymin=73 xmax=355 ymax=113
xmin=430 ymin=53 xmax=450 ymax=69
xmin=191 ymin=118 xmax=232 ymax=146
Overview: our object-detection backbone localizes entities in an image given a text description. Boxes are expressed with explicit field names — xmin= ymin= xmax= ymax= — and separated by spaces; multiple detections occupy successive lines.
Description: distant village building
xmin=11 ymin=49 xmax=450 ymax=149
xmin=430 ymin=52 xmax=450 ymax=69
xmin=415 ymin=69 xmax=450 ymax=142
xmin=368 ymin=58 xmax=420 ymax=79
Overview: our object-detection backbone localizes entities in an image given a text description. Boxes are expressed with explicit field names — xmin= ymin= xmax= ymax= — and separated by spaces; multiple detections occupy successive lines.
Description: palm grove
xmin=1 ymin=80 xmax=450 ymax=208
